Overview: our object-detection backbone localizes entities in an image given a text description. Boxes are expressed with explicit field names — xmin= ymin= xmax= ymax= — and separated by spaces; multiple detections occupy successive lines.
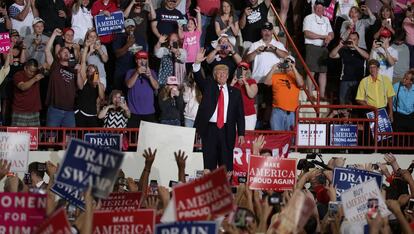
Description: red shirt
xmin=234 ymin=79 xmax=256 ymax=116
xmin=12 ymin=71 xmax=41 ymax=113
xmin=197 ymin=0 xmax=220 ymax=16
xmin=91 ymin=0 xmax=119 ymax=44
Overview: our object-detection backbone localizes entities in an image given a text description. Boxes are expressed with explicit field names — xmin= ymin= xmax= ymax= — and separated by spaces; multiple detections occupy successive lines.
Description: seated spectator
xmin=151 ymin=0 xmax=185 ymax=38
xmin=264 ymin=57 xmax=304 ymax=131
xmin=83 ymin=29 xmax=108 ymax=88
xmin=391 ymin=29 xmax=409 ymax=83
xmin=71 ymin=0 xmax=93 ymax=44
xmin=340 ymin=6 xmax=375 ymax=50
xmin=178 ymin=7 xmax=201 ymax=70
xmin=12 ymin=59 xmax=43 ymax=126
xmin=9 ymin=0 xmax=38 ymax=38
xmin=370 ymin=28 xmax=398 ymax=83
xmin=182 ymin=73 xmax=201 ymax=128
xmin=205 ymin=33 xmax=241 ymax=79
xmin=403 ymin=7 xmax=414 ymax=68
xmin=55 ymin=28 xmax=80 ymax=68
xmin=329 ymin=32 xmax=369 ymax=104
xmin=98 ymin=89 xmax=131 ymax=128
xmin=158 ymin=76 xmax=184 ymax=126
xmin=35 ymin=0 xmax=69 ymax=36
xmin=230 ymin=61 xmax=258 ymax=130
xmin=392 ymin=70 xmax=414 ymax=132
xmin=155 ymin=33 xmax=187 ymax=86
xmin=124 ymin=0 xmax=156 ymax=48
xmin=23 ymin=17 xmax=49 ymax=67
xmin=75 ymin=47 xmax=105 ymax=127
xmin=214 ymin=0 xmax=239 ymax=38
xmin=125 ymin=51 xmax=159 ymax=128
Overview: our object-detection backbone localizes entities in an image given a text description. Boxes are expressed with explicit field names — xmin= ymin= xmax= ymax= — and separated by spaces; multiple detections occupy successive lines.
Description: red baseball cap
xmin=379 ymin=28 xmax=392 ymax=38
xmin=135 ymin=51 xmax=148 ymax=59
xmin=63 ymin=27 xmax=74 ymax=35
xmin=238 ymin=61 xmax=250 ymax=69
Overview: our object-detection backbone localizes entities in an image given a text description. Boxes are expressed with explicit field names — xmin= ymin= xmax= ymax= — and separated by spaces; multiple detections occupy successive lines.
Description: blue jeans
xmin=184 ymin=118 xmax=194 ymax=128
xmin=46 ymin=106 xmax=76 ymax=127
xmin=200 ymin=14 xmax=212 ymax=48
xmin=339 ymin=81 xmax=359 ymax=104
xmin=270 ymin=108 xmax=295 ymax=131
xmin=160 ymin=119 xmax=181 ymax=126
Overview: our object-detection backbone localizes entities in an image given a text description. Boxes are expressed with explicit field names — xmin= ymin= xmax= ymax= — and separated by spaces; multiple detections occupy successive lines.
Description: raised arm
xmin=174 ymin=150 xmax=187 ymax=183
xmin=138 ymin=148 xmax=156 ymax=194
xmin=45 ymin=28 xmax=62 ymax=66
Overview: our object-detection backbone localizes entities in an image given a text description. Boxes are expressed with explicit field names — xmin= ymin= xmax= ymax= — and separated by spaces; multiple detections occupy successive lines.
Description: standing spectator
xmin=303 ymin=0 xmax=334 ymax=100
xmin=230 ymin=61 xmax=258 ymax=130
xmin=113 ymin=19 xmax=147 ymax=91
xmin=195 ymin=0 xmax=220 ymax=47
xmin=155 ymin=33 xmax=187 ymax=86
xmin=403 ymin=7 xmax=414 ymax=68
xmin=329 ymin=32 xmax=369 ymax=104
xmin=158 ymin=76 xmax=184 ymax=126
xmin=11 ymin=59 xmax=43 ymax=126
xmin=214 ymin=0 xmax=239 ymax=38
xmin=178 ymin=6 xmax=201 ymax=70
xmin=23 ymin=17 xmax=49 ymax=67
xmin=183 ymin=73 xmax=201 ymax=128
xmin=0 ymin=51 xmax=11 ymax=125
xmin=124 ymin=0 xmax=156 ymax=48
xmin=71 ymin=0 xmax=93 ymax=44
xmin=98 ymin=89 xmax=131 ymax=128
xmin=356 ymin=59 xmax=395 ymax=120
xmin=239 ymin=0 xmax=271 ymax=51
xmin=35 ymin=0 xmax=69 ymax=36
xmin=9 ymin=0 xmax=38 ymax=38
xmin=372 ymin=5 xmax=396 ymax=41
xmin=55 ymin=28 xmax=80 ymax=68
xmin=83 ymin=29 xmax=108 ymax=88
xmin=370 ymin=29 xmax=398 ymax=83
xmin=44 ymin=28 xmax=83 ymax=127
xmin=264 ymin=57 xmax=304 ymax=131
xmin=151 ymin=0 xmax=185 ymax=38
xmin=340 ymin=5 xmax=375 ymax=50
xmin=91 ymin=0 xmax=118 ymax=45
xmin=125 ymin=51 xmax=159 ymax=128
xmin=392 ymin=70 xmax=414 ymax=132
xmin=0 ymin=0 xmax=11 ymax=33
xmin=391 ymin=30 xmax=409 ymax=83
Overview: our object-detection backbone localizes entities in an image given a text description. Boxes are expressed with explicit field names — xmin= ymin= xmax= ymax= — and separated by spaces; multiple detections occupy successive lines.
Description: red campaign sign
xmin=7 ymin=127 xmax=39 ymax=150
xmin=247 ymin=155 xmax=297 ymax=191
xmin=99 ymin=192 xmax=143 ymax=211
xmin=34 ymin=208 xmax=71 ymax=234
xmin=233 ymin=133 xmax=292 ymax=186
xmin=0 ymin=192 xmax=47 ymax=233
xmin=0 ymin=32 xmax=10 ymax=54
xmin=93 ymin=209 xmax=155 ymax=233
xmin=173 ymin=167 xmax=233 ymax=221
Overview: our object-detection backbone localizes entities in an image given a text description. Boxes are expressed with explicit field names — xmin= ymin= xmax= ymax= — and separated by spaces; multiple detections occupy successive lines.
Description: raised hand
xmin=174 ymin=150 xmax=188 ymax=170
xmin=195 ymin=48 xmax=206 ymax=64
xmin=0 ymin=159 xmax=11 ymax=181
xmin=143 ymin=148 xmax=156 ymax=168
xmin=252 ymin=135 xmax=266 ymax=155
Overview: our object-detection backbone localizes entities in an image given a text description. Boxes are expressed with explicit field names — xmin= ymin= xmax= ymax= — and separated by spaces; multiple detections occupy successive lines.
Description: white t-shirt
xmin=371 ymin=47 xmax=399 ymax=83
xmin=72 ymin=6 xmax=93 ymax=44
xmin=303 ymin=13 xmax=333 ymax=46
xmin=247 ymin=39 xmax=288 ymax=83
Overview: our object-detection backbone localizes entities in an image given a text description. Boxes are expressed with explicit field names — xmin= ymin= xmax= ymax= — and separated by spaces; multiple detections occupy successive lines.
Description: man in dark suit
xmin=192 ymin=49 xmax=245 ymax=171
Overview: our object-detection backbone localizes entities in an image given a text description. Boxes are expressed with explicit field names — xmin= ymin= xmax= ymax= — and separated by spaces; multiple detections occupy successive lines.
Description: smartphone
xmin=238 ymin=176 xmax=247 ymax=184
xmin=220 ymin=44 xmax=228 ymax=51
xmin=328 ymin=201 xmax=339 ymax=218
xmin=93 ymin=72 xmax=99 ymax=82
xmin=67 ymin=204 xmax=77 ymax=222
xmin=23 ymin=173 xmax=32 ymax=185
xmin=177 ymin=19 xmax=188 ymax=26
xmin=195 ymin=170 xmax=204 ymax=178
xmin=407 ymin=198 xmax=414 ymax=214
xmin=37 ymin=163 xmax=47 ymax=172
xmin=268 ymin=192 xmax=281 ymax=206
xmin=236 ymin=67 xmax=243 ymax=79
xmin=120 ymin=96 xmax=125 ymax=104
xmin=149 ymin=180 xmax=158 ymax=195
xmin=172 ymin=41 xmax=179 ymax=49
xmin=386 ymin=18 xmax=392 ymax=25
xmin=367 ymin=198 xmax=379 ymax=219
xmin=233 ymin=208 xmax=255 ymax=229
xmin=169 ymin=180 xmax=178 ymax=188
xmin=344 ymin=40 xmax=353 ymax=45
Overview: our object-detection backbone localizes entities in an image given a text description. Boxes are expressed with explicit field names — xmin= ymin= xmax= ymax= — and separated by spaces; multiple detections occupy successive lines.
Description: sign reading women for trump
xmin=55 ymin=139 xmax=125 ymax=198
xmin=94 ymin=11 xmax=125 ymax=36
xmin=173 ymin=167 xmax=233 ymax=221
xmin=0 ymin=32 xmax=11 ymax=53
xmin=0 ymin=132 xmax=30 ymax=172
xmin=93 ymin=210 xmax=155 ymax=234
xmin=247 ymin=156 xmax=296 ymax=190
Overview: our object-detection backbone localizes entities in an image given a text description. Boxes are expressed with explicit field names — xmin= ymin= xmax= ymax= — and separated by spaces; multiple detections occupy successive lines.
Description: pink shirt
xmin=403 ymin=18 xmax=414 ymax=45
xmin=183 ymin=30 xmax=201 ymax=63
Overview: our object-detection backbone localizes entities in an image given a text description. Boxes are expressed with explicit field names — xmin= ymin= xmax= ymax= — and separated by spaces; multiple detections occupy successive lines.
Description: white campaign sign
xmin=136 ymin=121 xmax=198 ymax=186
xmin=297 ymin=124 xmax=326 ymax=146
xmin=0 ymin=132 xmax=30 ymax=172
xmin=341 ymin=178 xmax=390 ymax=223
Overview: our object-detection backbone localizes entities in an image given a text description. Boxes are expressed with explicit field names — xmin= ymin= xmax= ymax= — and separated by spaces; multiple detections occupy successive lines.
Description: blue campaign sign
xmin=155 ymin=221 xmax=218 ymax=234
xmin=366 ymin=108 xmax=393 ymax=142
xmin=51 ymin=183 xmax=85 ymax=211
xmin=330 ymin=124 xmax=358 ymax=146
xmin=55 ymin=139 xmax=125 ymax=198
xmin=333 ymin=167 xmax=382 ymax=200
xmin=84 ymin=133 xmax=122 ymax=151
xmin=94 ymin=11 xmax=125 ymax=36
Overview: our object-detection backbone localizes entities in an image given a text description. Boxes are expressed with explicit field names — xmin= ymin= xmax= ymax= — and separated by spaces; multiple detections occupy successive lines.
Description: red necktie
xmin=217 ymin=86 xmax=224 ymax=129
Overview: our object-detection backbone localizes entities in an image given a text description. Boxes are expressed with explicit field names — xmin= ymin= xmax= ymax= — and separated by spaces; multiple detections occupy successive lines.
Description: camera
xmin=37 ymin=162 xmax=47 ymax=172
xmin=278 ymin=61 xmax=290 ymax=69
xmin=220 ymin=44 xmax=228 ymax=51
xmin=238 ymin=176 xmax=247 ymax=184
xmin=344 ymin=40 xmax=353 ymax=46
xmin=375 ymin=40 xmax=383 ymax=46
xmin=23 ymin=173 xmax=32 ymax=185
xmin=172 ymin=41 xmax=179 ymax=49
xmin=297 ymin=153 xmax=331 ymax=171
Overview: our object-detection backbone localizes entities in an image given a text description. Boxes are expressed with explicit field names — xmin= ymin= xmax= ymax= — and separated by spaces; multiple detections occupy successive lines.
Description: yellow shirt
xmin=355 ymin=75 xmax=395 ymax=108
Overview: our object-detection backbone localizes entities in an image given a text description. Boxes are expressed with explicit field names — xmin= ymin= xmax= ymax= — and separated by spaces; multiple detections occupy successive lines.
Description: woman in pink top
xmin=178 ymin=6 xmax=202 ymax=70
xmin=403 ymin=6 xmax=414 ymax=68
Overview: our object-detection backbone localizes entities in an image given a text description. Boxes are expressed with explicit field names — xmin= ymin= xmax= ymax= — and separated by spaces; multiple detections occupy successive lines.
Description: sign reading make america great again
xmin=55 ymin=139 xmax=125 ymax=198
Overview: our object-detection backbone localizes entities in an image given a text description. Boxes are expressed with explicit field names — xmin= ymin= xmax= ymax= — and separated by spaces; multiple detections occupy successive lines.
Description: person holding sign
xmin=192 ymin=49 xmax=245 ymax=171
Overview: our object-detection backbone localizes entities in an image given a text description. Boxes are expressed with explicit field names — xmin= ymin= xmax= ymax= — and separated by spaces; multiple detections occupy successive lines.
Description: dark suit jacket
xmin=193 ymin=69 xmax=245 ymax=148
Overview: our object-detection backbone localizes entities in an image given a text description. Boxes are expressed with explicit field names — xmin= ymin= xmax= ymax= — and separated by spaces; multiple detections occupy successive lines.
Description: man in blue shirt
xmin=393 ymin=70 xmax=414 ymax=132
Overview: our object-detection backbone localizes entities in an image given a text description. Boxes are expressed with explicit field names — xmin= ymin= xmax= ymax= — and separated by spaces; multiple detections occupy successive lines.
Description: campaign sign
xmin=95 ymin=11 xmax=125 ymax=36
xmin=0 ymin=132 xmax=30 ymax=172
xmin=155 ymin=221 xmax=218 ymax=234
xmin=84 ymin=133 xmax=122 ymax=151
xmin=233 ymin=133 xmax=292 ymax=186
xmin=297 ymin=124 xmax=327 ymax=146
xmin=366 ymin=108 xmax=393 ymax=142
xmin=247 ymin=155 xmax=296 ymax=191
xmin=100 ymin=192 xmax=142 ymax=211
xmin=55 ymin=139 xmax=125 ymax=198
xmin=51 ymin=183 xmax=85 ymax=210
xmin=329 ymin=124 xmax=358 ymax=146
xmin=0 ymin=192 xmax=47 ymax=233
xmin=173 ymin=167 xmax=233 ymax=221
xmin=34 ymin=208 xmax=71 ymax=234
xmin=0 ymin=32 xmax=10 ymax=53
xmin=341 ymin=179 xmax=390 ymax=222
xmin=7 ymin=127 xmax=39 ymax=150
xmin=333 ymin=167 xmax=382 ymax=200
xmin=93 ymin=209 xmax=155 ymax=233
